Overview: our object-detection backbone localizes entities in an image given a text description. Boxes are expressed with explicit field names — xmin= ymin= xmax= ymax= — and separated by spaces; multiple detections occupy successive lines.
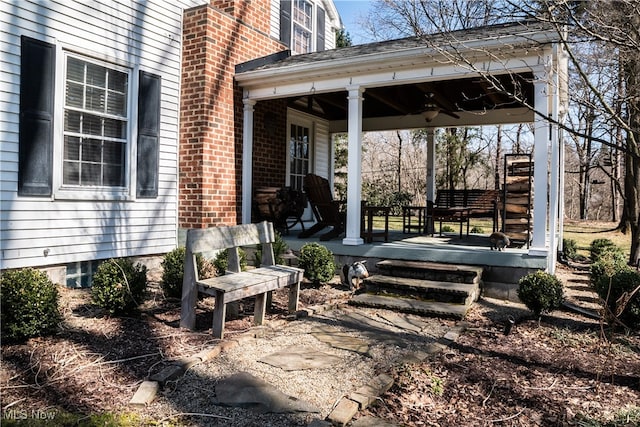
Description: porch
xmin=282 ymin=220 xmax=546 ymax=302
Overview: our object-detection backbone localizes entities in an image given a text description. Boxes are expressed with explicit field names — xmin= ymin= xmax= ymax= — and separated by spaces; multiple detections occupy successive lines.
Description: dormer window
xmin=279 ymin=0 xmax=325 ymax=54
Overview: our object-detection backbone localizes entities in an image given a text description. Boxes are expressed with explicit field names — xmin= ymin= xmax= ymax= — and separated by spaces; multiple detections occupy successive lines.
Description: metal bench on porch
xmin=432 ymin=189 xmax=500 ymax=238
xmin=180 ymin=221 xmax=303 ymax=339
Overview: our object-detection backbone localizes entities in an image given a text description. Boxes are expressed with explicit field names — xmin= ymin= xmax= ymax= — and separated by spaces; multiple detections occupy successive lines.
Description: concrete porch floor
xmin=282 ymin=226 xmax=547 ymax=300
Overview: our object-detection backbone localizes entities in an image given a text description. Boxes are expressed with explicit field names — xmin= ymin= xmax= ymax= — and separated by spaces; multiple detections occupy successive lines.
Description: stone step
xmin=376 ymin=260 xmax=483 ymax=284
xmin=363 ymin=275 xmax=479 ymax=305
xmin=349 ymin=293 xmax=470 ymax=319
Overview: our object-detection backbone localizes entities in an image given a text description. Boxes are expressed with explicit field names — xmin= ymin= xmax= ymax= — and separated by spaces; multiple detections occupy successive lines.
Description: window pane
xmin=103 ymin=141 xmax=124 ymax=164
xmin=86 ymin=63 xmax=106 ymax=88
xmin=63 ymin=161 xmax=79 ymax=185
xmin=67 ymin=57 xmax=84 ymax=83
xmin=103 ymin=164 xmax=124 ymax=186
xmin=65 ymin=111 xmax=81 ymax=132
xmin=107 ymin=92 xmax=126 ymax=116
xmin=83 ymin=139 xmax=102 ymax=163
xmin=64 ymin=136 xmax=80 ymax=160
xmin=86 ymin=87 xmax=106 ymax=112
xmin=103 ymin=118 xmax=126 ymax=138
xmin=108 ymin=70 xmax=127 ymax=92
xmin=66 ymin=82 xmax=84 ymax=108
xmin=82 ymin=114 xmax=102 ymax=136
xmin=81 ymin=163 xmax=101 ymax=185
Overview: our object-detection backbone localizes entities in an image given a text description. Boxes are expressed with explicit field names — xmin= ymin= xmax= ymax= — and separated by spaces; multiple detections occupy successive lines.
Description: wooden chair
xmin=298 ymin=174 xmax=346 ymax=241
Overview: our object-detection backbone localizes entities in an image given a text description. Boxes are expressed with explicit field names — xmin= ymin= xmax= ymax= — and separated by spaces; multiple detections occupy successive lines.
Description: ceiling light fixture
xmin=422 ymin=108 xmax=439 ymax=122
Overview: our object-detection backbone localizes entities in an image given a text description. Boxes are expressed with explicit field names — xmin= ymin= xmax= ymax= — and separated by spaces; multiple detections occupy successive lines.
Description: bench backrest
xmin=184 ymin=221 xmax=276 ymax=282
xmin=435 ymin=189 xmax=499 ymax=209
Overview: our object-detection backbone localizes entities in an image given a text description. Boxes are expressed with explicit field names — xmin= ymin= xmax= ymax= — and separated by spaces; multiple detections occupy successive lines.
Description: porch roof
xmin=235 ymin=20 xmax=562 ymax=131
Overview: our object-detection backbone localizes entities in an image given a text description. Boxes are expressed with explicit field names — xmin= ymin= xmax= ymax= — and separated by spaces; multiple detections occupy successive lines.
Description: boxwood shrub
xmin=517 ymin=270 xmax=564 ymax=317
xmin=91 ymin=258 xmax=147 ymax=315
xmin=161 ymin=247 xmax=215 ymax=298
xmin=298 ymin=242 xmax=336 ymax=284
xmin=1 ymin=268 xmax=61 ymax=342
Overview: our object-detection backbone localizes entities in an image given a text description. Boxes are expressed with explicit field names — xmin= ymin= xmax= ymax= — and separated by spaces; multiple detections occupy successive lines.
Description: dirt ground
xmin=1 ymin=263 xmax=639 ymax=426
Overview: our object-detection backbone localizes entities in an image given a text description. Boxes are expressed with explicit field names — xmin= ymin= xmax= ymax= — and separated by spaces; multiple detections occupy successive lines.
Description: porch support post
xmin=529 ymin=72 xmax=550 ymax=257
xmin=426 ymin=128 xmax=436 ymax=203
xmin=343 ymin=85 xmax=364 ymax=246
xmin=241 ymin=97 xmax=256 ymax=224
xmin=548 ymin=49 xmax=562 ymax=274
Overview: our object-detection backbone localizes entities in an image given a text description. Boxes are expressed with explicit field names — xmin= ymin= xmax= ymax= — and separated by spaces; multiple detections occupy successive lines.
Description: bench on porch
xmin=180 ymin=221 xmax=304 ymax=339
xmin=432 ymin=189 xmax=500 ymax=237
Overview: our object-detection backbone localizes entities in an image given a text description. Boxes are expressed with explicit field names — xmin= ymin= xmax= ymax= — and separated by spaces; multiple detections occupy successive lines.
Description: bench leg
xmin=254 ymin=293 xmax=267 ymax=326
xmin=288 ymin=281 xmax=300 ymax=313
xmin=212 ymin=291 xmax=227 ymax=339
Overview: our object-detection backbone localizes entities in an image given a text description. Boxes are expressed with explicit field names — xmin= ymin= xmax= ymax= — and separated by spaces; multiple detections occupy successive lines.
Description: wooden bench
xmin=180 ymin=221 xmax=303 ymax=339
xmin=432 ymin=189 xmax=500 ymax=237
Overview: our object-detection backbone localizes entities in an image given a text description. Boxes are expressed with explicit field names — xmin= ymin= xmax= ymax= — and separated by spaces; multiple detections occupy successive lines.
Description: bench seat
xmin=180 ymin=221 xmax=303 ymax=339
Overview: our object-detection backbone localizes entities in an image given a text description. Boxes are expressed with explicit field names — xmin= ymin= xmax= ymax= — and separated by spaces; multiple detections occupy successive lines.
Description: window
xmin=66 ymin=260 xmax=100 ymax=288
xmin=279 ymin=0 xmax=325 ymax=54
xmin=63 ymin=55 xmax=129 ymax=188
xmin=19 ymin=36 xmax=160 ymax=199
xmin=292 ymin=0 xmax=313 ymax=54
xmin=289 ymin=124 xmax=310 ymax=190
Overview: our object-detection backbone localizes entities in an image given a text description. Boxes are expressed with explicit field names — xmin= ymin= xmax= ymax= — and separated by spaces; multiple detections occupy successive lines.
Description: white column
xmin=548 ymin=65 xmax=560 ymax=273
xmin=343 ymin=85 xmax=364 ymax=245
xmin=529 ymin=75 xmax=550 ymax=256
xmin=426 ymin=128 xmax=436 ymax=203
xmin=241 ymin=97 xmax=256 ymax=224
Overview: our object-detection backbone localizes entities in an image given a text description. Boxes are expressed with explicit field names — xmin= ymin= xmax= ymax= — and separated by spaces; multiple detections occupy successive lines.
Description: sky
xmin=333 ymin=0 xmax=375 ymax=45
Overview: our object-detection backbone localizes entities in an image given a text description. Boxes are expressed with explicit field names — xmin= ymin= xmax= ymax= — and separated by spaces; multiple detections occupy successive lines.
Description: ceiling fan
xmin=419 ymin=92 xmax=460 ymax=122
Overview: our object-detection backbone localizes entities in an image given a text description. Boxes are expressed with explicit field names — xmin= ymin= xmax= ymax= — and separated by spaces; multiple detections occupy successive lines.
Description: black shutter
xmin=316 ymin=6 xmax=325 ymax=51
xmin=279 ymin=0 xmax=292 ymax=47
xmin=136 ymin=71 xmax=160 ymax=198
xmin=18 ymin=36 xmax=55 ymax=197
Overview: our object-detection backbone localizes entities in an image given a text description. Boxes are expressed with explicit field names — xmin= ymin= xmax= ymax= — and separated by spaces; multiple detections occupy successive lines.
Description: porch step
xmin=376 ymin=260 xmax=483 ymax=284
xmin=349 ymin=260 xmax=483 ymax=320
xmin=350 ymin=294 xmax=470 ymax=319
xmin=363 ymin=275 xmax=479 ymax=306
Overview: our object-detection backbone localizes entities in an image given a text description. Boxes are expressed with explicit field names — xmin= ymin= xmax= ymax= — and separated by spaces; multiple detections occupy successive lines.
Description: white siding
xmin=314 ymin=119 xmax=331 ymax=179
xmin=0 ymin=0 xmax=203 ymax=270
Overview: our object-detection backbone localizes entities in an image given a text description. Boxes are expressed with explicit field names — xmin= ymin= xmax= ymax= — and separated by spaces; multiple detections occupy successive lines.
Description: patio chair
xmin=298 ymin=174 xmax=346 ymax=241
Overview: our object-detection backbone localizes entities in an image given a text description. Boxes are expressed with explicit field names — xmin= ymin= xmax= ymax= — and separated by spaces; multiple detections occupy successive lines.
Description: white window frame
xmin=53 ymin=46 xmax=136 ymax=201
xmin=291 ymin=0 xmax=314 ymax=54
xmin=286 ymin=110 xmax=315 ymax=189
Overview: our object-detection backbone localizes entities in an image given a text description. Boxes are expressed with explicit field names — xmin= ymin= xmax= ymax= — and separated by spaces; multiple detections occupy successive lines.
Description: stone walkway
xmin=133 ymin=302 xmax=463 ymax=426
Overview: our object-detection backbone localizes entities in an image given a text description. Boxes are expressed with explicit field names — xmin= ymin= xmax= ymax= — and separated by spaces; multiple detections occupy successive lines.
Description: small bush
xmin=517 ymin=271 xmax=564 ymax=317
xmin=298 ymin=242 xmax=336 ymax=284
xmin=562 ymin=238 xmax=578 ymax=260
xmin=470 ymin=226 xmax=484 ymax=234
xmin=91 ymin=258 xmax=147 ymax=315
xmin=591 ymin=249 xmax=629 ymax=290
xmin=595 ymin=268 xmax=640 ymax=329
xmin=441 ymin=225 xmax=455 ymax=233
xmin=1 ymin=268 xmax=61 ymax=342
xmin=254 ymin=231 xmax=288 ymax=266
xmin=213 ymin=248 xmax=247 ymax=275
xmin=161 ymin=247 xmax=215 ymax=298
xmin=590 ymin=238 xmax=622 ymax=261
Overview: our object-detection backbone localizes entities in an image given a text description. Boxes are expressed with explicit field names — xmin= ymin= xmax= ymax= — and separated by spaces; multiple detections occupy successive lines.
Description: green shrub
xmin=470 ymin=226 xmax=484 ymax=234
xmin=0 ymin=268 xmax=61 ymax=342
xmin=161 ymin=247 xmax=215 ymax=298
xmin=594 ymin=268 xmax=640 ymax=329
xmin=213 ymin=248 xmax=247 ymax=275
xmin=253 ymin=231 xmax=288 ymax=266
xmin=517 ymin=271 xmax=565 ymax=317
xmin=91 ymin=258 xmax=147 ymax=315
xmin=298 ymin=242 xmax=336 ymax=284
xmin=441 ymin=225 xmax=455 ymax=233
xmin=562 ymin=238 xmax=578 ymax=260
xmin=591 ymin=249 xmax=629 ymax=290
xmin=590 ymin=238 xmax=622 ymax=261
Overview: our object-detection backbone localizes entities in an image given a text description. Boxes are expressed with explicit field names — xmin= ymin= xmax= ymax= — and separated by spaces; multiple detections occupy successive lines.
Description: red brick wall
xmin=180 ymin=2 xmax=288 ymax=228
